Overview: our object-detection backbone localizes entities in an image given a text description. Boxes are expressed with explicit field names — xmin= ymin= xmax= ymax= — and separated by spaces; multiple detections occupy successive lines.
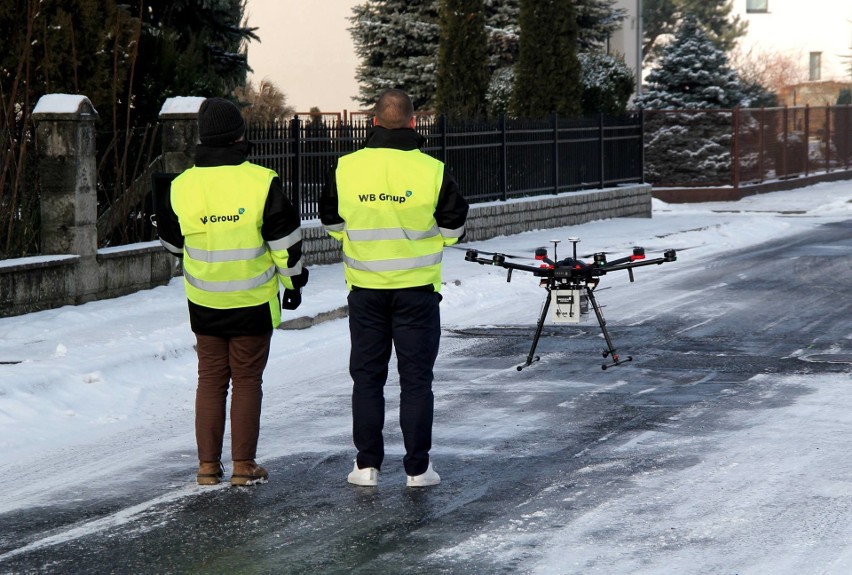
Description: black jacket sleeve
xmin=435 ymin=168 xmax=469 ymax=244
xmin=157 ymin=182 xmax=184 ymax=257
xmin=319 ymin=166 xmax=344 ymax=229
xmin=262 ymin=177 xmax=304 ymax=290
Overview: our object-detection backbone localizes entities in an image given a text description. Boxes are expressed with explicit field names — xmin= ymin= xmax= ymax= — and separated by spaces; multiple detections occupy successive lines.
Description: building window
xmin=747 ymin=0 xmax=769 ymax=12
xmin=809 ymin=52 xmax=822 ymax=81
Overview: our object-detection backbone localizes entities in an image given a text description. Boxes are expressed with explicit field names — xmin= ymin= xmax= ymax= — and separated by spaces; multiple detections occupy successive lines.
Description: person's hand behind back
xmin=282 ymin=268 xmax=309 ymax=310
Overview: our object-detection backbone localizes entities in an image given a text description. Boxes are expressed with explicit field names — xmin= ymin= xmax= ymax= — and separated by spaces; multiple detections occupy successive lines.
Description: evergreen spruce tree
xmin=682 ymin=0 xmax=747 ymax=57
xmin=579 ymin=53 xmax=634 ymax=115
xmin=481 ymin=0 xmax=518 ymax=117
xmin=486 ymin=66 xmax=515 ymax=117
xmin=349 ymin=0 xmax=440 ymax=109
xmin=638 ymin=15 xmax=743 ymax=110
xmin=511 ymin=0 xmax=581 ymax=118
xmin=643 ymin=0 xmax=746 ymax=64
xmin=483 ymin=0 xmax=520 ymax=71
xmin=576 ymin=0 xmax=627 ymax=52
xmin=126 ymin=0 xmax=257 ymax=124
xmin=351 ymin=0 xmax=623 ymax=115
xmin=637 ymin=16 xmax=746 ymax=185
xmin=435 ymin=0 xmax=489 ymax=121
xmin=486 ymin=0 xmax=628 ymax=117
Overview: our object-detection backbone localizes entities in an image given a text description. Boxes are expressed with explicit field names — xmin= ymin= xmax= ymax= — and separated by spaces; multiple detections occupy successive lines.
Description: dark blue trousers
xmin=347 ymin=288 xmax=441 ymax=477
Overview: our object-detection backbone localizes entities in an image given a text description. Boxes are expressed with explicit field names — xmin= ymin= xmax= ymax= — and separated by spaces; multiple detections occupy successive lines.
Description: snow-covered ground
xmin=1 ymin=181 xmax=850 ymax=572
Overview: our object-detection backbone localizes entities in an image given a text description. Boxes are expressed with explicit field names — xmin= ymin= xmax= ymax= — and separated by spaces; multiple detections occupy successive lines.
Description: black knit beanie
xmin=198 ymin=97 xmax=246 ymax=147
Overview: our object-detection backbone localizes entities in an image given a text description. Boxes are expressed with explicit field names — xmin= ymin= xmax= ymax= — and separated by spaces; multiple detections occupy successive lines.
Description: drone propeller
xmin=579 ymin=245 xmax=698 ymax=259
xmin=580 ymin=250 xmax=618 ymax=258
xmin=449 ymin=245 xmax=525 ymax=259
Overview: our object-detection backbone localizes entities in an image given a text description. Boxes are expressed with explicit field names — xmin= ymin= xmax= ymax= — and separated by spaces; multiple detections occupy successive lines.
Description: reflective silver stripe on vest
xmin=439 ymin=224 xmax=465 ymax=239
xmin=184 ymin=265 xmax=276 ymax=292
xmin=159 ymin=238 xmax=182 ymax=256
xmin=184 ymin=245 xmax=267 ymax=263
xmin=267 ymin=228 xmax=302 ymax=251
xmin=346 ymin=225 xmax=440 ymax=242
xmin=324 ymin=222 xmax=345 ymax=233
xmin=277 ymin=259 xmax=303 ymax=277
xmin=343 ymin=251 xmax=442 ymax=272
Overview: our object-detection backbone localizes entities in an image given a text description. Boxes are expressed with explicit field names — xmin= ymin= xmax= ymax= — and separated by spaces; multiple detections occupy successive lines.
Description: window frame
xmin=746 ymin=0 xmax=769 ymax=13
xmin=809 ymin=52 xmax=822 ymax=81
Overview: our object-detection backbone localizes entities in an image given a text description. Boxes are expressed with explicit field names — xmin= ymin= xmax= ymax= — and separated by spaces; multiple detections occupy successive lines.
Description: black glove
xmin=292 ymin=267 xmax=310 ymax=289
xmin=282 ymin=288 xmax=302 ymax=310
xmin=282 ymin=268 xmax=309 ymax=310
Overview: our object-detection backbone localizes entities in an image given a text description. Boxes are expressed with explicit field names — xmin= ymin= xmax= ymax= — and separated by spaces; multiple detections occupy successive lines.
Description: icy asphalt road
xmin=0 ymin=213 xmax=850 ymax=574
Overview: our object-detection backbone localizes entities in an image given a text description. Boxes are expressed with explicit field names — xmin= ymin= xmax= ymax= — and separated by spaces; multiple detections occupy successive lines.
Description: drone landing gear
xmin=586 ymin=287 xmax=632 ymax=370
xmin=517 ymin=287 xmax=552 ymax=371
xmin=516 ymin=284 xmax=632 ymax=371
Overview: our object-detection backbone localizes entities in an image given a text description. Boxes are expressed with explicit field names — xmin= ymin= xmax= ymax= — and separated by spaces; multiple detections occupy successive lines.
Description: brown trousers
xmin=194 ymin=332 xmax=272 ymax=462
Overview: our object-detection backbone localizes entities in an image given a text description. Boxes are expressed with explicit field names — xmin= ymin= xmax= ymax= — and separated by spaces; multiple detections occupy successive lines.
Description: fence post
xmin=732 ymin=106 xmax=740 ymax=190
xmin=499 ymin=113 xmax=508 ymax=201
xmin=599 ymin=112 xmax=605 ymax=189
xmin=804 ymin=104 xmax=810 ymax=176
xmin=291 ymin=115 xmax=302 ymax=219
xmin=639 ymin=110 xmax=645 ymax=183
xmin=825 ymin=106 xmax=831 ymax=173
xmin=759 ymin=107 xmax=765 ymax=183
xmin=782 ymin=106 xmax=789 ymax=179
xmin=32 ymin=94 xmax=99 ymax=304
xmin=846 ymin=105 xmax=851 ymax=169
xmin=552 ymin=112 xmax=559 ymax=194
xmin=439 ymin=114 xmax=448 ymax=163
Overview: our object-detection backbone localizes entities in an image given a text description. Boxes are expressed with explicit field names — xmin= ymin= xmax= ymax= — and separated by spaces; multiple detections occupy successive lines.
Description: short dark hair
xmin=374 ymin=89 xmax=414 ymax=129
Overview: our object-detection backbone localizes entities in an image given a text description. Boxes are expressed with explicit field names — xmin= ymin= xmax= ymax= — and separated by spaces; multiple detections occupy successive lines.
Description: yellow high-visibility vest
xmin=171 ymin=162 xmax=284 ymax=326
xmin=333 ymin=147 xmax=450 ymax=291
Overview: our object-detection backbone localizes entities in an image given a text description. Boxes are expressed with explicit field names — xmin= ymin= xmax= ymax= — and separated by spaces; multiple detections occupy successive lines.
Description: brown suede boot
xmin=230 ymin=460 xmax=269 ymax=486
xmin=197 ymin=461 xmax=224 ymax=485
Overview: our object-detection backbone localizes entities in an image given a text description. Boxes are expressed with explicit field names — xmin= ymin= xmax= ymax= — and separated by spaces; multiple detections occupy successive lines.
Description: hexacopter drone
xmin=464 ymin=238 xmax=677 ymax=370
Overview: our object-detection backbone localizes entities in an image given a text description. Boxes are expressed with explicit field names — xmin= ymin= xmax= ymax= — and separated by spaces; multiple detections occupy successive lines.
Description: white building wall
xmin=610 ymin=0 xmax=643 ymax=96
xmin=736 ymin=0 xmax=852 ymax=83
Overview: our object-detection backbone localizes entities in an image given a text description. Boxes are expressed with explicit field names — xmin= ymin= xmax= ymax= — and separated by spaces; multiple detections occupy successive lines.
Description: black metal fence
xmin=248 ymin=112 xmax=644 ymax=219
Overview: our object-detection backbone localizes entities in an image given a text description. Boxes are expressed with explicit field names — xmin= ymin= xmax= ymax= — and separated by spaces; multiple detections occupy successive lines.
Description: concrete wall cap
xmin=159 ymin=97 xmax=206 ymax=119
xmin=32 ymin=94 xmax=97 ymax=119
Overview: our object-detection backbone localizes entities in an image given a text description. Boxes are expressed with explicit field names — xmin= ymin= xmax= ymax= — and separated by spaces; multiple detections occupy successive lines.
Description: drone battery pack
xmin=551 ymin=289 xmax=588 ymax=323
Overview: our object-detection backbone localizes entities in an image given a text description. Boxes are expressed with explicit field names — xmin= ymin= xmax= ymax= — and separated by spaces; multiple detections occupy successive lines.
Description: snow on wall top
xmin=159 ymin=97 xmax=206 ymax=117
xmin=32 ymin=94 xmax=97 ymax=116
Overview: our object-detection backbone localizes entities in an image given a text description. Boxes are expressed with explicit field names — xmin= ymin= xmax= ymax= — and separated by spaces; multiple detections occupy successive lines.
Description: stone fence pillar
xmin=158 ymin=96 xmax=205 ymax=174
xmin=32 ymin=94 xmax=99 ymax=303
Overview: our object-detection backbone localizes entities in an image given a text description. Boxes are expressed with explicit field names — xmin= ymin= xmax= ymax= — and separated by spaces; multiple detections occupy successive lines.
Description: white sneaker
xmin=406 ymin=462 xmax=441 ymax=487
xmin=347 ymin=461 xmax=379 ymax=486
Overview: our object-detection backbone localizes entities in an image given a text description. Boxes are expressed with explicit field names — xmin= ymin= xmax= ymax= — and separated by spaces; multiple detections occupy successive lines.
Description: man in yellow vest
xmin=158 ymin=97 xmax=308 ymax=486
xmin=320 ymin=89 xmax=468 ymax=487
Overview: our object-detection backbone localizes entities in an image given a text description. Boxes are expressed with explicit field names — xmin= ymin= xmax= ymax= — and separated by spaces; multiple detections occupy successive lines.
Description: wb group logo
xmin=357 ymin=191 xmax=414 ymax=203
xmin=200 ymin=207 xmax=245 ymax=225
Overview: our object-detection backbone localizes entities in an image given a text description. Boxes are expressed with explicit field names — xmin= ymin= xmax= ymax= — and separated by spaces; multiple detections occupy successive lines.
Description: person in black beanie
xmin=158 ymin=97 xmax=309 ymax=486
